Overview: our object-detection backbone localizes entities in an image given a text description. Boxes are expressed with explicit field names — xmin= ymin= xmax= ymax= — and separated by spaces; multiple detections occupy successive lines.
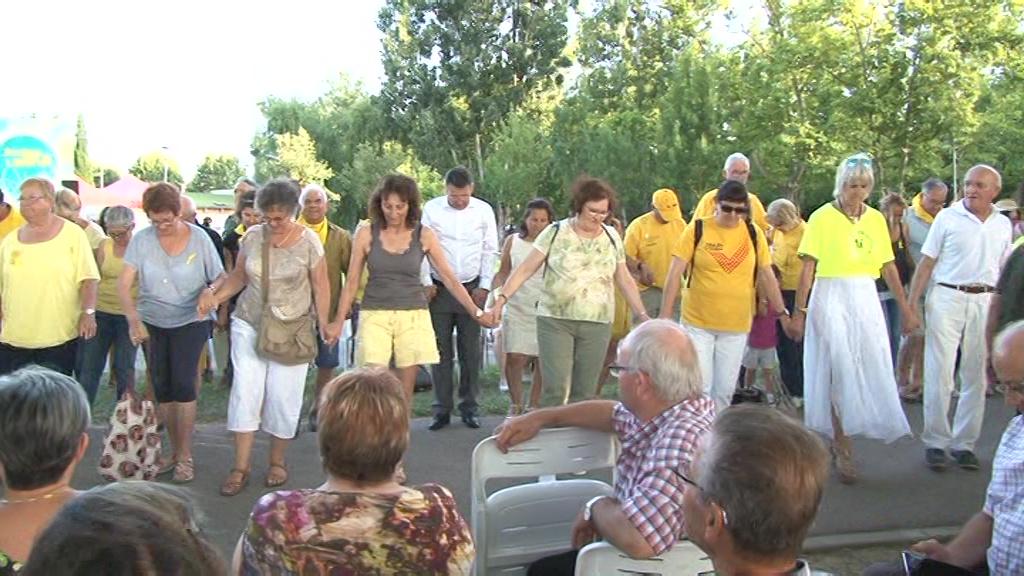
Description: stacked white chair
xmin=574 ymin=540 xmax=713 ymax=575
xmin=471 ymin=427 xmax=620 ymax=576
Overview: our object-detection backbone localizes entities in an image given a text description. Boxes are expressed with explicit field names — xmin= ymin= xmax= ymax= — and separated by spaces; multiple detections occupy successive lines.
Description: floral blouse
xmin=0 ymin=550 xmax=22 ymax=574
xmin=241 ymin=484 xmax=474 ymax=575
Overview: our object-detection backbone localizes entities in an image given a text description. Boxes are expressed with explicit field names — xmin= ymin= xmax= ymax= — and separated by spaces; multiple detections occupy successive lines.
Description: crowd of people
xmin=0 ymin=150 xmax=1022 ymax=574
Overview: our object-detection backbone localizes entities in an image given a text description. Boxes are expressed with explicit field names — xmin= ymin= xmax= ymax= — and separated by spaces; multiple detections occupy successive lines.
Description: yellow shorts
xmin=356 ymin=309 xmax=440 ymax=369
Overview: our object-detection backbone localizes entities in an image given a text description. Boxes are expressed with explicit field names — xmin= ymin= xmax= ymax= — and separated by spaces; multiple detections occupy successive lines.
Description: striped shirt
xmin=984 ymin=415 xmax=1024 ymax=574
xmin=612 ymin=397 xmax=715 ymax=555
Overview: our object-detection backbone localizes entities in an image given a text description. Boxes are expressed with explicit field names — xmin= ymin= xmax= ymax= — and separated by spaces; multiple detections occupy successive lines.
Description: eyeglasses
xmin=671 ymin=468 xmax=730 ymax=527
xmin=846 ymin=156 xmax=873 ymax=168
xmin=149 ymin=216 xmax=177 ymax=227
xmin=718 ymin=204 xmax=749 ymax=215
xmin=607 ymin=362 xmax=642 ymax=379
xmin=19 ymin=195 xmax=45 ymax=205
xmin=108 ymin=229 xmax=130 ymax=239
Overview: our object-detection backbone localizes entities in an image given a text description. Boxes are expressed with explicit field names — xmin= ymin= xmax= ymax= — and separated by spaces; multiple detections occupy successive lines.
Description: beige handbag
xmin=257 ymin=227 xmax=317 ymax=366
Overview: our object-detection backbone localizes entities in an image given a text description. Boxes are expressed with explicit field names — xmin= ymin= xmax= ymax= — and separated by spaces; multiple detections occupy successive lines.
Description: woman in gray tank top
xmin=329 ymin=174 xmax=494 ymax=406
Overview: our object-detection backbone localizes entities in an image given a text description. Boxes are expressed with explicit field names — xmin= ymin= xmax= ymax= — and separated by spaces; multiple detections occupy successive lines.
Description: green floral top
xmin=533 ymin=219 xmax=626 ymax=323
xmin=241 ymin=484 xmax=473 ymax=575
xmin=0 ymin=550 xmax=22 ymax=574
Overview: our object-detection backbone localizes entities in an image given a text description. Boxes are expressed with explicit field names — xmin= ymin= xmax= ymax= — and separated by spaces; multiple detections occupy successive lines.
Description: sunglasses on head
xmin=846 ymin=156 xmax=873 ymax=168
xmin=718 ymin=204 xmax=748 ymax=215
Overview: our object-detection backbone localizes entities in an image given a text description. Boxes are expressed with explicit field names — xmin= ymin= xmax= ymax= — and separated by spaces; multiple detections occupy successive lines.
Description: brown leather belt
xmin=938 ymin=283 xmax=996 ymax=294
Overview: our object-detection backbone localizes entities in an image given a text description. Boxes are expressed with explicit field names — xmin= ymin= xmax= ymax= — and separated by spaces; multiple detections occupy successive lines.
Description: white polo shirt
xmin=420 ymin=196 xmax=499 ymax=289
xmin=921 ymin=201 xmax=1012 ymax=286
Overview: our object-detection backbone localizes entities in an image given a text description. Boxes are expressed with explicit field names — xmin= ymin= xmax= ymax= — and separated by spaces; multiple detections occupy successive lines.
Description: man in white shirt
xmin=422 ymin=167 xmax=498 ymax=430
xmin=908 ymin=165 xmax=1013 ymax=470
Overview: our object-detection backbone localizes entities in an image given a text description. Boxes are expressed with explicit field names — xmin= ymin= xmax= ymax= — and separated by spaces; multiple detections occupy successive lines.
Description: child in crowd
xmin=743 ymin=266 xmax=789 ymax=404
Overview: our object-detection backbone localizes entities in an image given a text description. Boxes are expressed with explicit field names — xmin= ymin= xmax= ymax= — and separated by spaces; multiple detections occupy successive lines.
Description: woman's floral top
xmin=241 ymin=484 xmax=474 ymax=575
xmin=0 ymin=550 xmax=22 ymax=574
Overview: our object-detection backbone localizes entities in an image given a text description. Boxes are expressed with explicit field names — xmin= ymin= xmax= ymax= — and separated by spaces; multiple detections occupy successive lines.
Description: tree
xmin=95 ymin=166 xmax=121 ymax=187
xmin=189 ymin=154 xmax=245 ymax=193
xmin=484 ymin=111 xmax=554 ymax=211
xmin=129 ymin=152 xmax=184 ymax=186
xmin=262 ymin=128 xmax=334 ymax=186
xmin=74 ymin=113 xmax=92 ymax=181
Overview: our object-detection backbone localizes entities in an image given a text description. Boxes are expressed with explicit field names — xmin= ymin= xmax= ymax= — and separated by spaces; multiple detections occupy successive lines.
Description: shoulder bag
xmin=257 ymin=227 xmax=318 ymax=365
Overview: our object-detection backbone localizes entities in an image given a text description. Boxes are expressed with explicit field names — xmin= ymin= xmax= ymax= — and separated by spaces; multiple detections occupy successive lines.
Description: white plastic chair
xmin=472 ymin=427 xmax=621 ymax=576
xmin=574 ymin=540 xmax=713 ymax=575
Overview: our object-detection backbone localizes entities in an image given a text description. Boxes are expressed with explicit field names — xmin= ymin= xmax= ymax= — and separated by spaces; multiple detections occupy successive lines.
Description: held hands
xmin=471 ymin=288 xmax=489 ymax=308
xmin=786 ymin=313 xmax=805 ymax=342
xmin=424 ymin=285 xmax=438 ymax=301
xmin=321 ymin=321 xmax=343 ymax=346
xmin=128 ymin=319 xmax=149 ymax=346
xmin=197 ymin=288 xmax=218 ymax=317
xmin=78 ymin=312 xmax=97 ymax=339
xmin=903 ymin=305 xmax=922 ymax=336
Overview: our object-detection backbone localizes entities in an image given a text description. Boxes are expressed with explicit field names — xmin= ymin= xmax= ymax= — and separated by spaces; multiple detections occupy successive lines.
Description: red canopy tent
xmin=81 ymin=174 xmax=147 ymax=209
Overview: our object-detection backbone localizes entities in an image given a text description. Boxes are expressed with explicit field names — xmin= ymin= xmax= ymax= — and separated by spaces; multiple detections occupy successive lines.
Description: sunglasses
xmin=718 ymin=204 xmax=749 ymax=215
xmin=846 ymin=156 xmax=873 ymax=168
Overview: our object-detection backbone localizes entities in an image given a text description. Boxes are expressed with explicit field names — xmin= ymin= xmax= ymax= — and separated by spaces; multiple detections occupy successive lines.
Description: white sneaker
xmin=499 ymin=379 xmax=509 ymax=392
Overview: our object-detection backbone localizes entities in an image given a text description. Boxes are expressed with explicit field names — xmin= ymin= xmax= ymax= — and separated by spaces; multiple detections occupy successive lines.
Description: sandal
xmin=506 ymin=404 xmax=522 ymax=418
xmin=156 ymin=457 xmax=176 ymax=476
xmin=220 ymin=468 xmax=250 ymax=497
xmin=172 ymin=458 xmax=195 ymax=484
xmin=832 ymin=446 xmax=859 ymax=484
xmin=266 ymin=464 xmax=289 ymax=488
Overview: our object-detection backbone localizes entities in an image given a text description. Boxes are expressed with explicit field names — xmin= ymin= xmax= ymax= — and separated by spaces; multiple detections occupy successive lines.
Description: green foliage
xmin=97 ymin=166 xmax=121 ymax=187
xmin=129 ymin=152 xmax=184 ymax=186
xmin=189 ymin=154 xmax=245 ymax=194
xmin=74 ymin=113 xmax=92 ymax=181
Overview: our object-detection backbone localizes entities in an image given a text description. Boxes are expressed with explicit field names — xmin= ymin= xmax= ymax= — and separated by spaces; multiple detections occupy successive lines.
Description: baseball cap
xmin=652 ymin=189 xmax=682 ymax=222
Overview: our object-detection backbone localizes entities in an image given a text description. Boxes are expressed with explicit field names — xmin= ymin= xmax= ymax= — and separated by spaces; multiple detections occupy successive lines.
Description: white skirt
xmin=804 ymin=277 xmax=911 ymax=443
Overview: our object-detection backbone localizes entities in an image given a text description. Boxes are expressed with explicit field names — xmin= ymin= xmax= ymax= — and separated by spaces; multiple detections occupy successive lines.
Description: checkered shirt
xmin=611 ymin=396 xmax=715 ymax=555
xmin=984 ymin=414 xmax=1024 ymax=574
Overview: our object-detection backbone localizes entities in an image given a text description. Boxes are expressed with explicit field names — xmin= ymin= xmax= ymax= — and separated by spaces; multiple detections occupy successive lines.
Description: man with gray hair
xmin=908 ymin=165 xmax=1013 ymax=470
xmin=690 ymin=153 xmax=769 ymax=230
xmin=496 ymin=319 xmax=715 ymax=575
xmin=682 ymin=405 xmax=829 ymax=575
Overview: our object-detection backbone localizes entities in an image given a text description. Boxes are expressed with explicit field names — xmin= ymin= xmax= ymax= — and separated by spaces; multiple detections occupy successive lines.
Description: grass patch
xmin=90 ymin=340 xmax=622 ymax=425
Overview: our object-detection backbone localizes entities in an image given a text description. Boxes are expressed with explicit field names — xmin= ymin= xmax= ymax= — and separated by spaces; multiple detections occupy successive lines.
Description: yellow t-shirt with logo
xmin=692 ymin=189 xmax=770 ymax=232
xmin=0 ymin=205 xmax=26 ymax=241
xmin=624 ymin=211 xmax=687 ymax=291
xmin=673 ymin=217 xmax=771 ymax=332
xmin=798 ymin=203 xmax=894 ymax=279
xmin=0 ymin=222 xmax=101 ymax=348
xmin=771 ymin=221 xmax=806 ymax=291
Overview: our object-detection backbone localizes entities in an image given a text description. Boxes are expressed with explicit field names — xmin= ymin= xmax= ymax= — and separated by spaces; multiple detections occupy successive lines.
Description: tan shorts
xmin=356 ymin=309 xmax=440 ymax=369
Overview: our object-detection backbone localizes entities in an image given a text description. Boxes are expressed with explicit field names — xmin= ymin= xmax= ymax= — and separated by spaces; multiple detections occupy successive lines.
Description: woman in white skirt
xmin=790 ymin=154 xmax=921 ymax=483
xmin=493 ymin=198 xmax=554 ymax=415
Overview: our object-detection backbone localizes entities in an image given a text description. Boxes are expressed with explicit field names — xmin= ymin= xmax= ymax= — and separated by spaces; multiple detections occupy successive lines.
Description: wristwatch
xmin=82 ymin=308 xmax=95 ymax=316
xmin=475 ymin=308 xmax=484 ymax=319
xmin=583 ymin=495 xmax=608 ymax=522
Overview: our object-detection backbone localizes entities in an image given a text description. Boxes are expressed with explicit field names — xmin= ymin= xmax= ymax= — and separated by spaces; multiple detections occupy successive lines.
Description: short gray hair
xmin=0 ymin=366 xmax=90 ymax=490
xmin=104 ymin=205 xmax=135 ymax=229
xmin=922 ymin=177 xmax=948 ymax=197
xmin=696 ymin=405 xmax=830 ymax=561
xmin=54 ymin=187 xmax=81 ymax=211
xmin=300 ymin=183 xmax=329 ymax=205
xmin=620 ymin=319 xmax=702 ymax=403
xmin=723 ymin=153 xmax=749 ymax=172
xmin=256 ymin=179 xmax=300 ymax=216
xmin=967 ymin=164 xmax=1002 ymax=190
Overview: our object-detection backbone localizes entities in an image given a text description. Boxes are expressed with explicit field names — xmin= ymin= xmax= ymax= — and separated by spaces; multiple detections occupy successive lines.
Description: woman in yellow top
xmin=790 ymin=154 xmax=920 ymax=484
xmin=77 ymin=206 xmax=139 ymax=403
xmin=0 ymin=178 xmax=99 ymax=377
xmin=766 ymin=199 xmax=806 ymax=401
xmin=660 ymin=180 xmax=788 ymax=414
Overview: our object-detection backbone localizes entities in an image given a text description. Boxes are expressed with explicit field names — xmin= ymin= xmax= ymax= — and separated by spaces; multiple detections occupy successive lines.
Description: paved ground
xmin=6 ymin=395 xmax=1014 ymax=573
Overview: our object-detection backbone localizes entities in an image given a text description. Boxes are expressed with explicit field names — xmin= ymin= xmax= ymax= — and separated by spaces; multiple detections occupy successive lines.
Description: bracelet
xmin=497 ymin=293 xmax=508 ymax=305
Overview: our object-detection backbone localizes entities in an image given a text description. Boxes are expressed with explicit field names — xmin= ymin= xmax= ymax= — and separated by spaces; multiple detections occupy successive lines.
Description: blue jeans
xmin=77 ymin=311 xmax=138 ymax=403
xmin=880 ymin=297 xmax=901 ymax=370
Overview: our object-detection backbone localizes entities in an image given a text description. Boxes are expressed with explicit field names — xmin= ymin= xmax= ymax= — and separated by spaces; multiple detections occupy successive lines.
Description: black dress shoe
xmin=428 ymin=413 xmax=450 ymax=431
xmin=461 ymin=413 xmax=481 ymax=429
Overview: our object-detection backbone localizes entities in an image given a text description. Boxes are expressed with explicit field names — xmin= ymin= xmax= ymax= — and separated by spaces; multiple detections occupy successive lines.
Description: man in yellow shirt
xmin=0 ymin=188 xmax=26 ymax=241
xmin=691 ymin=153 xmax=770 ymax=231
xmin=624 ymin=188 xmax=687 ymax=318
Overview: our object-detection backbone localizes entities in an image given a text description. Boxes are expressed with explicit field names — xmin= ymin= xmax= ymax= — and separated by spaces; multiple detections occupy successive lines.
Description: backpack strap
xmin=686 ymin=219 xmax=705 ymax=288
xmin=747 ymin=221 xmax=758 ymax=287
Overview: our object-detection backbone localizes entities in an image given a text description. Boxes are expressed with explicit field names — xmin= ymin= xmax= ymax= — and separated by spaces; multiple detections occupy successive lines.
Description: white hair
xmin=180 ymin=195 xmax=197 ymax=214
xmin=966 ymin=164 xmax=1002 ymax=190
xmin=723 ymin=153 xmax=750 ymax=172
xmin=832 ymin=154 xmax=875 ymax=200
xmin=300 ymin=183 xmax=330 ymax=205
xmin=620 ymin=319 xmax=703 ymax=404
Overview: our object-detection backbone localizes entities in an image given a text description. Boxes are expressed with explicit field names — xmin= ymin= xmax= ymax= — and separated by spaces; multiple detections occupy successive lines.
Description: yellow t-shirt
xmin=83 ymin=220 xmax=107 ymax=250
xmin=624 ymin=211 xmax=687 ymax=291
xmin=298 ymin=215 xmax=329 ymax=246
xmin=798 ymin=203 xmax=894 ymax=279
xmin=692 ymin=189 xmax=770 ymax=232
xmin=0 ymin=204 xmax=26 ymax=241
xmin=96 ymin=239 xmax=137 ymax=314
xmin=673 ymin=217 xmax=771 ymax=332
xmin=771 ymin=221 xmax=806 ymax=291
xmin=0 ymin=222 xmax=101 ymax=348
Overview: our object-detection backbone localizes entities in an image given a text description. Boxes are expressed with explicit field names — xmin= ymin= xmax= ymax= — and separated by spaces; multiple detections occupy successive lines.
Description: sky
xmin=1 ymin=0 xmax=754 ymax=181
xmin=2 ymin=0 xmax=388 ymax=179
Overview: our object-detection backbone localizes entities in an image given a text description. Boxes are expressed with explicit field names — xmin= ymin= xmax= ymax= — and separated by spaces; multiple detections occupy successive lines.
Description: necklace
xmin=272 ymin=223 xmax=300 ymax=248
xmin=836 ymin=199 xmax=864 ymax=223
xmin=0 ymin=485 xmax=71 ymax=505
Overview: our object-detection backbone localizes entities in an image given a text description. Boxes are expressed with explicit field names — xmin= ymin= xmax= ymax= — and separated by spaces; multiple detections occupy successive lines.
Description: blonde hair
xmin=318 ymin=368 xmax=409 ymax=485
xmin=878 ymin=191 xmax=907 ymax=215
xmin=766 ymin=199 xmax=800 ymax=230
xmin=19 ymin=177 xmax=57 ymax=203
xmin=832 ymin=154 xmax=875 ymax=199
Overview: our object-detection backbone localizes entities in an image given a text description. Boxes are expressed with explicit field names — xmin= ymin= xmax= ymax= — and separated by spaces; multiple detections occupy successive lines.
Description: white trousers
xmin=684 ymin=325 xmax=748 ymax=415
xmin=921 ymin=285 xmax=991 ymax=452
xmin=227 ymin=319 xmax=309 ymax=439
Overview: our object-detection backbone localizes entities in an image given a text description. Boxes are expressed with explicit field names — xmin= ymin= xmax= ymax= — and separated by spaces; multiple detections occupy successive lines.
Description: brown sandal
xmin=172 ymin=458 xmax=195 ymax=484
xmin=220 ymin=468 xmax=249 ymax=496
xmin=266 ymin=464 xmax=289 ymax=488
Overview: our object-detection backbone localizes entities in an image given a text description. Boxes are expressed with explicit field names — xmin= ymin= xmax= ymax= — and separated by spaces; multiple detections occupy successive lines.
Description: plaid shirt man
xmin=985 ymin=415 xmax=1024 ymax=573
xmin=612 ymin=396 xmax=715 ymax=555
